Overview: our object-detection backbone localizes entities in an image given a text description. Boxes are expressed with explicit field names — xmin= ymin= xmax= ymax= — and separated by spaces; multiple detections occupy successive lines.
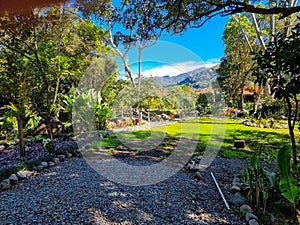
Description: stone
xmin=232 ymin=177 xmax=241 ymax=187
xmin=230 ymin=185 xmax=241 ymax=193
xmin=187 ymin=163 xmax=199 ymax=171
xmin=1 ymin=142 xmax=9 ymax=148
xmin=246 ymin=213 xmax=258 ymax=222
xmin=67 ymin=153 xmax=73 ymax=158
xmin=192 ymin=156 xmax=202 ymax=163
xmin=17 ymin=171 xmax=27 ymax=179
xmin=1 ymin=179 xmax=11 ymax=189
xmin=9 ymin=174 xmax=18 ymax=183
xmin=53 ymin=158 xmax=60 ymax=164
xmin=194 ymin=172 xmax=203 ymax=180
xmin=34 ymin=118 xmax=64 ymax=135
xmin=48 ymin=162 xmax=55 ymax=167
xmin=230 ymin=192 xmax=247 ymax=205
xmin=234 ymin=140 xmax=245 ymax=148
xmin=240 ymin=204 xmax=253 ymax=213
xmin=40 ymin=162 xmax=48 ymax=168
xmin=57 ymin=155 xmax=65 ymax=161
xmin=282 ymin=124 xmax=289 ymax=129
xmin=22 ymin=171 xmax=34 ymax=178
xmin=249 ymin=219 xmax=259 ymax=225
xmin=37 ymin=165 xmax=44 ymax=172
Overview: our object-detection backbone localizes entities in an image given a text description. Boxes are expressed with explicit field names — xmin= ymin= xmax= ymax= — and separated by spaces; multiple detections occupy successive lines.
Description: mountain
xmin=178 ymin=66 xmax=218 ymax=89
xmin=154 ymin=73 xmax=189 ymax=87
xmin=154 ymin=65 xmax=218 ymax=89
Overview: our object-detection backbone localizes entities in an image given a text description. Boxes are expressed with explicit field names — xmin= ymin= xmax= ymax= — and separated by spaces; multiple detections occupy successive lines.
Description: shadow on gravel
xmin=0 ymin=156 xmax=245 ymax=224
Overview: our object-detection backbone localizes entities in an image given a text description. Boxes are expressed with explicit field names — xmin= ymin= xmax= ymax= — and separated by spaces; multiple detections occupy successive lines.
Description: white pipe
xmin=211 ymin=172 xmax=230 ymax=210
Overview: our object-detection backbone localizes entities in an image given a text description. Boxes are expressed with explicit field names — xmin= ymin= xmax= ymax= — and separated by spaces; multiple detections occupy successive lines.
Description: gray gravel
xmin=0 ymin=156 xmax=248 ymax=225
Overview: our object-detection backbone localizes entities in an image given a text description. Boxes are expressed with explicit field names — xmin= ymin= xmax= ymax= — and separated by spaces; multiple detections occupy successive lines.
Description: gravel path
xmin=0 ymin=155 xmax=249 ymax=225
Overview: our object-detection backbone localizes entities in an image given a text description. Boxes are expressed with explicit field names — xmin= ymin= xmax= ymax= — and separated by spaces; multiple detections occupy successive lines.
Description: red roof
xmin=196 ymin=85 xmax=261 ymax=95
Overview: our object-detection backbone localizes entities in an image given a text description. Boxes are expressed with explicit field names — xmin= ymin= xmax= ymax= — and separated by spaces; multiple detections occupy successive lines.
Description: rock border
xmin=0 ymin=142 xmax=80 ymax=191
xmin=243 ymin=120 xmax=289 ymax=129
xmin=186 ymin=156 xmax=260 ymax=225
xmin=230 ymin=176 xmax=260 ymax=225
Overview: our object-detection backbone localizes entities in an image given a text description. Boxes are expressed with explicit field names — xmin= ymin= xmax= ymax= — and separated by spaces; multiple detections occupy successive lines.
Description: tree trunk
xmin=46 ymin=84 xmax=55 ymax=153
xmin=286 ymin=97 xmax=298 ymax=166
xmin=17 ymin=113 xmax=25 ymax=157
xmin=136 ymin=44 xmax=142 ymax=113
xmin=269 ymin=0 xmax=275 ymax=43
xmin=232 ymin=15 xmax=253 ymax=52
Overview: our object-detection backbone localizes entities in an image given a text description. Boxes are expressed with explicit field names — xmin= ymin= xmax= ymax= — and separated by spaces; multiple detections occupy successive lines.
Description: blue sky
xmin=160 ymin=15 xmax=229 ymax=62
xmin=119 ymin=15 xmax=229 ymax=78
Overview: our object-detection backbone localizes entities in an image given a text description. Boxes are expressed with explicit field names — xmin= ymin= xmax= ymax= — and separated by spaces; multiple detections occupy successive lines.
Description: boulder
xmin=240 ymin=204 xmax=253 ymax=213
xmin=187 ymin=163 xmax=199 ymax=171
xmin=246 ymin=213 xmax=258 ymax=222
xmin=9 ymin=174 xmax=18 ymax=183
xmin=40 ymin=162 xmax=48 ymax=168
xmin=249 ymin=219 xmax=259 ymax=225
xmin=230 ymin=192 xmax=247 ymax=205
xmin=161 ymin=114 xmax=170 ymax=120
xmin=17 ymin=171 xmax=27 ymax=179
xmin=34 ymin=118 xmax=64 ymax=135
xmin=230 ymin=185 xmax=241 ymax=193
xmin=22 ymin=171 xmax=34 ymax=178
xmin=48 ymin=162 xmax=55 ymax=167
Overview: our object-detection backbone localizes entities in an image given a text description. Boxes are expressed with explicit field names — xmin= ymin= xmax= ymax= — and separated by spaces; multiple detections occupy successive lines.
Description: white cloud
xmin=137 ymin=60 xmax=219 ymax=78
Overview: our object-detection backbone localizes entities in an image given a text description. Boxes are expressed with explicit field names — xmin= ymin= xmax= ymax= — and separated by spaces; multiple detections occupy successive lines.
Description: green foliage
xmin=254 ymin=24 xmax=300 ymax=165
xmin=217 ymin=14 xmax=257 ymax=108
xmin=42 ymin=138 xmax=54 ymax=153
xmin=196 ymin=93 xmax=209 ymax=114
xmin=0 ymin=6 xmax=113 ymax=154
xmin=95 ymin=103 xmax=111 ymax=130
xmin=277 ymin=146 xmax=299 ymax=205
xmin=243 ymin=155 xmax=276 ymax=214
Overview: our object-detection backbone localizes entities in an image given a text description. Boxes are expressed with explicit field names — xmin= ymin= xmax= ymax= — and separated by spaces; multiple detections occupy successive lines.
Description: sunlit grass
xmin=90 ymin=118 xmax=299 ymax=159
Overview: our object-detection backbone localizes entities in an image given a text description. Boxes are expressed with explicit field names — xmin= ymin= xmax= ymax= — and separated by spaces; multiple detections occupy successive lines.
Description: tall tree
xmin=217 ymin=14 xmax=256 ymax=109
xmin=254 ymin=24 xmax=300 ymax=166
xmin=0 ymin=4 xmax=108 ymax=155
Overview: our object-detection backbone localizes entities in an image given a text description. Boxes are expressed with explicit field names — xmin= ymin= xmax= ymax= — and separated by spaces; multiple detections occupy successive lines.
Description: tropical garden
xmin=0 ymin=0 xmax=300 ymax=224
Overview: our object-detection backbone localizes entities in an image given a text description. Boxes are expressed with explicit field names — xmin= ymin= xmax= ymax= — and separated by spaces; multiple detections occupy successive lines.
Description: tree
xmin=78 ymin=0 xmax=158 ymax=88
xmin=253 ymin=24 xmax=300 ymax=166
xmin=196 ymin=93 xmax=209 ymax=114
xmin=216 ymin=14 xmax=257 ymax=110
xmin=92 ymin=0 xmax=300 ymax=35
xmin=0 ymin=5 xmax=108 ymax=155
xmin=0 ymin=48 xmax=33 ymax=156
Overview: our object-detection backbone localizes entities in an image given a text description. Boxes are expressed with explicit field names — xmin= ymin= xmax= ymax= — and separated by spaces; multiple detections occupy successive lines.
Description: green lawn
xmin=90 ymin=118 xmax=299 ymax=160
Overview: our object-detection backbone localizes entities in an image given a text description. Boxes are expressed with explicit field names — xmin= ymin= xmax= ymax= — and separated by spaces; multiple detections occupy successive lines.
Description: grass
xmin=90 ymin=118 xmax=299 ymax=159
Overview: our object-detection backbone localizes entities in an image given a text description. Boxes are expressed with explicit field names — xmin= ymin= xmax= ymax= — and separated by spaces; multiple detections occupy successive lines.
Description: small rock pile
xmin=229 ymin=176 xmax=260 ymax=225
xmin=0 ymin=143 xmax=80 ymax=191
